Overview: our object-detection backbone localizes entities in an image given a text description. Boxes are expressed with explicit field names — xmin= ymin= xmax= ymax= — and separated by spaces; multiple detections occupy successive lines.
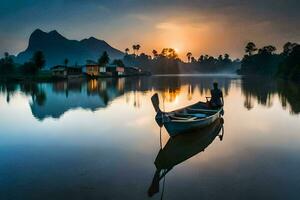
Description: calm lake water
xmin=1 ymin=75 xmax=300 ymax=200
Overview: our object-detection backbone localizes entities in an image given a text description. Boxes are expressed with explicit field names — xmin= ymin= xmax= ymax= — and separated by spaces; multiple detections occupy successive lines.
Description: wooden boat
xmin=151 ymin=93 xmax=224 ymax=137
xmin=148 ymin=118 xmax=224 ymax=197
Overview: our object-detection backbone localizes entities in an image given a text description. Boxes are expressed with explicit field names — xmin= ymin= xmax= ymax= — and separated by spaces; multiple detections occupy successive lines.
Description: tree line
xmin=123 ymin=47 xmax=180 ymax=74
xmin=239 ymin=42 xmax=300 ymax=81
xmin=0 ymin=51 xmax=46 ymax=77
xmin=122 ymin=44 xmax=239 ymax=74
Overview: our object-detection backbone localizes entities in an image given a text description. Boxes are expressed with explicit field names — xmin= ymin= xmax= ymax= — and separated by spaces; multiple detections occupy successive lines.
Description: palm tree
xmin=64 ymin=58 xmax=69 ymax=67
xmin=245 ymin=42 xmax=257 ymax=56
xmin=32 ymin=51 xmax=45 ymax=70
xmin=125 ymin=48 xmax=130 ymax=55
xmin=186 ymin=52 xmax=192 ymax=63
xmin=136 ymin=44 xmax=141 ymax=55
xmin=132 ymin=45 xmax=136 ymax=55
xmin=152 ymin=49 xmax=158 ymax=59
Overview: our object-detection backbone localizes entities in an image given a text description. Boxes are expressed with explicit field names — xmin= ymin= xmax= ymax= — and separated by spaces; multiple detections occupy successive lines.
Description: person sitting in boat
xmin=209 ymin=82 xmax=224 ymax=108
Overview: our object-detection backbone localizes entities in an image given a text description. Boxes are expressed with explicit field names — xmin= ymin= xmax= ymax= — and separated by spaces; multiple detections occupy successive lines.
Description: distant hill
xmin=16 ymin=29 xmax=124 ymax=67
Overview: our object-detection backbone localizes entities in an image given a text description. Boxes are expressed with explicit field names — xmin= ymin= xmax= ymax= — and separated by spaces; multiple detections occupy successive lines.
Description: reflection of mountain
xmin=30 ymin=85 xmax=105 ymax=120
xmin=30 ymin=79 xmax=125 ymax=120
xmin=148 ymin=118 xmax=224 ymax=197
xmin=27 ymin=76 xmax=300 ymax=120
xmin=3 ymin=75 xmax=300 ymax=120
xmin=0 ymin=75 xmax=236 ymax=120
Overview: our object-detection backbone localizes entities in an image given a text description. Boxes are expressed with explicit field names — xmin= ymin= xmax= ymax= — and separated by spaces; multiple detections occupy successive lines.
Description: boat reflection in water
xmin=148 ymin=117 xmax=224 ymax=198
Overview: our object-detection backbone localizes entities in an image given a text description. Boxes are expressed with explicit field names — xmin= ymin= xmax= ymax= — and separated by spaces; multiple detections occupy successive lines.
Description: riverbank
xmin=0 ymin=70 xmax=54 ymax=82
xmin=0 ymin=70 xmax=151 ymax=83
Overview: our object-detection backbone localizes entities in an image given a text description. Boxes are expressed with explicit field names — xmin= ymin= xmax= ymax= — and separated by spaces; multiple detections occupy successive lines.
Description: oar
xmin=219 ymin=124 xmax=225 ymax=141
xmin=152 ymin=93 xmax=167 ymax=126
xmin=151 ymin=93 xmax=161 ymax=113
xmin=219 ymin=118 xmax=225 ymax=141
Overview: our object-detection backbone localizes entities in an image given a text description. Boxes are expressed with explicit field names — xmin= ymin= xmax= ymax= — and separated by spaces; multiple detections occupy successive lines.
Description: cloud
xmin=0 ymin=0 xmax=299 ymax=57
xmin=155 ymin=22 xmax=178 ymax=30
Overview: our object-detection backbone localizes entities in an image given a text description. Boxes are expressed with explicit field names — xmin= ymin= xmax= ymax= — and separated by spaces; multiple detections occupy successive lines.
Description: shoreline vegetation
xmin=0 ymin=44 xmax=242 ymax=82
xmin=0 ymin=29 xmax=241 ymax=82
xmin=0 ymin=29 xmax=299 ymax=83
xmin=1 ymin=75 xmax=299 ymax=118
xmin=0 ymin=50 xmax=151 ymax=82
xmin=123 ymin=47 xmax=240 ymax=74
xmin=239 ymin=42 xmax=300 ymax=81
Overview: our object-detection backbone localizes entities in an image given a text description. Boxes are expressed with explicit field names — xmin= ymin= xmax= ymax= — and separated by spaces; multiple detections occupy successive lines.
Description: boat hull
xmin=163 ymin=109 xmax=222 ymax=137
xmin=151 ymin=93 xmax=223 ymax=137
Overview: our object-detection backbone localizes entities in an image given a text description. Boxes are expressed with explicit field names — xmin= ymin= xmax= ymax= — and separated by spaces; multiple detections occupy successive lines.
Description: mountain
xmin=16 ymin=29 xmax=124 ymax=67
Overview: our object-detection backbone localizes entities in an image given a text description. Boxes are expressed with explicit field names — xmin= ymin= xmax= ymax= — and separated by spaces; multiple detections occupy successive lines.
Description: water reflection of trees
xmin=50 ymin=76 xmax=232 ymax=107
xmin=277 ymin=81 xmax=300 ymax=114
xmin=0 ymin=76 xmax=233 ymax=120
xmin=0 ymin=82 xmax=17 ymax=103
xmin=241 ymin=77 xmax=300 ymax=114
xmin=1 ymin=76 xmax=299 ymax=120
xmin=0 ymin=82 xmax=46 ymax=105
xmin=122 ymin=76 xmax=232 ymax=104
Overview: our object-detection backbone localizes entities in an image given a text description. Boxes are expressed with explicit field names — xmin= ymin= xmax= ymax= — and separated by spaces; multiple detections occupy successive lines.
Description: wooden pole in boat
xmin=160 ymin=127 xmax=162 ymax=149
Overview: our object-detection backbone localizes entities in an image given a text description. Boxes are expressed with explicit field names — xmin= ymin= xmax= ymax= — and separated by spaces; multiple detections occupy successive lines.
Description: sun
xmin=174 ymin=48 xmax=180 ymax=53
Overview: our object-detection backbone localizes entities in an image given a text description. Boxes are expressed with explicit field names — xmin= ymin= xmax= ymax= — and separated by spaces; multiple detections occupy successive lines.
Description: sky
xmin=0 ymin=0 xmax=299 ymax=60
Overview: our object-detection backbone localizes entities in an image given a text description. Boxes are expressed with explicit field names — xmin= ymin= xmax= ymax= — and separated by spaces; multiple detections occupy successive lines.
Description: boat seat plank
xmin=187 ymin=108 xmax=218 ymax=113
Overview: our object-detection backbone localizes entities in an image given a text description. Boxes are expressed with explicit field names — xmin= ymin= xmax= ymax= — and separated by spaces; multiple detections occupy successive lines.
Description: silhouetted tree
xmin=136 ymin=44 xmax=141 ymax=55
xmin=0 ymin=52 xmax=15 ymax=75
xmin=139 ymin=53 xmax=151 ymax=60
xmin=20 ymin=62 xmax=37 ymax=75
xmin=258 ymin=45 xmax=276 ymax=55
xmin=218 ymin=55 xmax=223 ymax=61
xmin=283 ymin=42 xmax=297 ymax=56
xmin=241 ymin=44 xmax=281 ymax=76
xmin=191 ymin=57 xmax=196 ymax=63
xmin=152 ymin=49 xmax=158 ymax=59
xmin=98 ymin=51 xmax=110 ymax=67
xmin=224 ymin=54 xmax=229 ymax=60
xmin=198 ymin=55 xmax=204 ymax=62
xmin=277 ymin=44 xmax=300 ymax=81
xmin=186 ymin=52 xmax=192 ymax=63
xmin=161 ymin=48 xmax=179 ymax=60
xmin=112 ymin=59 xmax=125 ymax=67
xmin=125 ymin=48 xmax=130 ymax=55
xmin=32 ymin=51 xmax=45 ymax=71
xmin=245 ymin=42 xmax=257 ymax=56
xmin=223 ymin=53 xmax=231 ymax=64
